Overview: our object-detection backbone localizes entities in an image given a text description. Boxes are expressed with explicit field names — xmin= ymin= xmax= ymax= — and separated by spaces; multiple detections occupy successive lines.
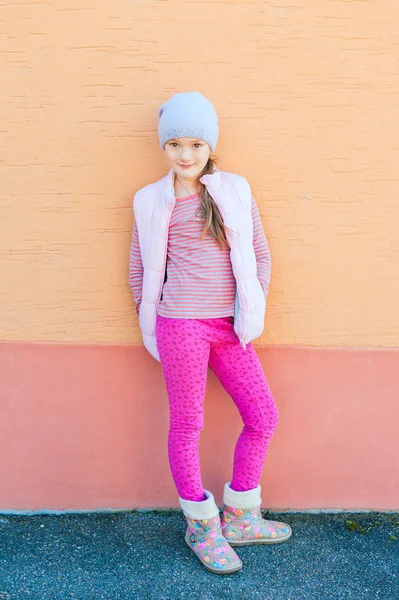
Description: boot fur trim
xmin=223 ymin=482 xmax=262 ymax=509
xmin=179 ymin=490 xmax=219 ymax=520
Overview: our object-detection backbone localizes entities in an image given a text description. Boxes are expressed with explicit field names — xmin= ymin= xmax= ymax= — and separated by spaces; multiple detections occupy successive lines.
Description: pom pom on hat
xmin=158 ymin=91 xmax=219 ymax=152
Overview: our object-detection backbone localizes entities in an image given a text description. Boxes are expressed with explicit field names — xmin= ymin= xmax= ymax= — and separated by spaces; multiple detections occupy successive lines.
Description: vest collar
xmin=162 ymin=167 xmax=222 ymax=210
xmin=163 ymin=169 xmax=176 ymax=210
xmin=199 ymin=169 xmax=222 ymax=191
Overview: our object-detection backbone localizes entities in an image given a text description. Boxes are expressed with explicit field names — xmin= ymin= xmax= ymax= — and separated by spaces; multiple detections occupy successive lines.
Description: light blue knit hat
xmin=158 ymin=91 xmax=219 ymax=152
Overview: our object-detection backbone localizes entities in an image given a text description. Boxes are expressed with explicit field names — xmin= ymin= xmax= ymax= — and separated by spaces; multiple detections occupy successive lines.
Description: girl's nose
xmin=180 ymin=148 xmax=192 ymax=160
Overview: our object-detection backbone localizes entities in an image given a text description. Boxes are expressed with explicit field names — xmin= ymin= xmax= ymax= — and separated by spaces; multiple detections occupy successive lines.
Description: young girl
xmin=129 ymin=91 xmax=291 ymax=575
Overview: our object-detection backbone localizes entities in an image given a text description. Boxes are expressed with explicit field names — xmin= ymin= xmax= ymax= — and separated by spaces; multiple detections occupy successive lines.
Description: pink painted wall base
xmin=0 ymin=342 xmax=398 ymax=511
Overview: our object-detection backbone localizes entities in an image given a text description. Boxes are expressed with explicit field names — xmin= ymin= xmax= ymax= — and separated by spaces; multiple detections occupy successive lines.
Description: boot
xmin=221 ymin=482 xmax=292 ymax=546
xmin=179 ymin=490 xmax=242 ymax=574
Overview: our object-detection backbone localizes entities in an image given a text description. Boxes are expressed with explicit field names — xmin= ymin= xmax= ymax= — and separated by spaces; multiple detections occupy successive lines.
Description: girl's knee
xmin=267 ymin=402 xmax=279 ymax=432
xmin=260 ymin=413 xmax=278 ymax=437
xmin=170 ymin=415 xmax=204 ymax=434
xmin=248 ymin=400 xmax=279 ymax=437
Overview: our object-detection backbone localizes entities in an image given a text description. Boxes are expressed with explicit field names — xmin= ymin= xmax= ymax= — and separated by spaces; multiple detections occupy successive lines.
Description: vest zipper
xmin=157 ymin=211 xmax=173 ymax=307
xmin=238 ymin=286 xmax=247 ymax=351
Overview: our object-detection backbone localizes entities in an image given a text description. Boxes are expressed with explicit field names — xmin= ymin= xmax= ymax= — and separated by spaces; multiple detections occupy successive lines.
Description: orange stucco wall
xmin=1 ymin=0 xmax=398 ymax=511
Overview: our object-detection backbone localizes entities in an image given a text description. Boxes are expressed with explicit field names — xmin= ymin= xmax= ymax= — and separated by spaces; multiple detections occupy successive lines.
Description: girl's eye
xmin=169 ymin=142 xmax=201 ymax=148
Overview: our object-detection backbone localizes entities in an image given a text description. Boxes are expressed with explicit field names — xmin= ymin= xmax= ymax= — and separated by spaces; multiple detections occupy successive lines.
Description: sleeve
xmin=251 ymin=195 xmax=272 ymax=299
xmin=128 ymin=220 xmax=143 ymax=316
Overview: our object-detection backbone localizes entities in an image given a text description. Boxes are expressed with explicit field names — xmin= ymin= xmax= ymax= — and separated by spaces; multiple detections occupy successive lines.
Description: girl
xmin=129 ymin=91 xmax=291 ymax=575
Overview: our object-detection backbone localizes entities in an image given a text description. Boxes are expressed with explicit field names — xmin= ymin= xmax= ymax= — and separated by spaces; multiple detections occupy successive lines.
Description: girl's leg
xmin=209 ymin=340 xmax=279 ymax=492
xmin=155 ymin=314 xmax=210 ymax=502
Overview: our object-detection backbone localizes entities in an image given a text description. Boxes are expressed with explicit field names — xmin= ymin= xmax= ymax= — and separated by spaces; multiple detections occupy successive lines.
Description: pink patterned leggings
xmin=155 ymin=314 xmax=279 ymax=502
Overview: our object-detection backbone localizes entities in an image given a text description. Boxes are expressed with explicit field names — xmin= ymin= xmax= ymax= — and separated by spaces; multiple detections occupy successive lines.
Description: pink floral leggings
xmin=155 ymin=313 xmax=279 ymax=502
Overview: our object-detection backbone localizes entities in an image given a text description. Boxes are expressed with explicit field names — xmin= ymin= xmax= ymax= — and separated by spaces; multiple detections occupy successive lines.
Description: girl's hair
xmin=196 ymin=156 xmax=232 ymax=249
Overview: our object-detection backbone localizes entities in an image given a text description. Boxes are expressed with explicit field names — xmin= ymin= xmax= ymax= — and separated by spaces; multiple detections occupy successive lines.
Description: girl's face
xmin=164 ymin=137 xmax=211 ymax=181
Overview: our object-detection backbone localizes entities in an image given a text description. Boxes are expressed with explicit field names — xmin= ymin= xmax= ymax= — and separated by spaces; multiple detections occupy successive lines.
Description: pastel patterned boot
xmin=221 ymin=483 xmax=292 ymax=546
xmin=179 ymin=490 xmax=242 ymax=574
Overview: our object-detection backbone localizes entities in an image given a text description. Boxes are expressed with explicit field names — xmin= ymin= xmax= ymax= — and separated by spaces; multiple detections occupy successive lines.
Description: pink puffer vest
xmin=133 ymin=168 xmax=266 ymax=362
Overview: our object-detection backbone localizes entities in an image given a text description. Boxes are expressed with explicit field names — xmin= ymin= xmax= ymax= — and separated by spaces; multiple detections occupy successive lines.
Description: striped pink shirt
xmin=128 ymin=193 xmax=271 ymax=319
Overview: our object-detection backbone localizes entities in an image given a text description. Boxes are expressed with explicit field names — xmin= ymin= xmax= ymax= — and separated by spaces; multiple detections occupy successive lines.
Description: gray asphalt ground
xmin=0 ymin=510 xmax=397 ymax=600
